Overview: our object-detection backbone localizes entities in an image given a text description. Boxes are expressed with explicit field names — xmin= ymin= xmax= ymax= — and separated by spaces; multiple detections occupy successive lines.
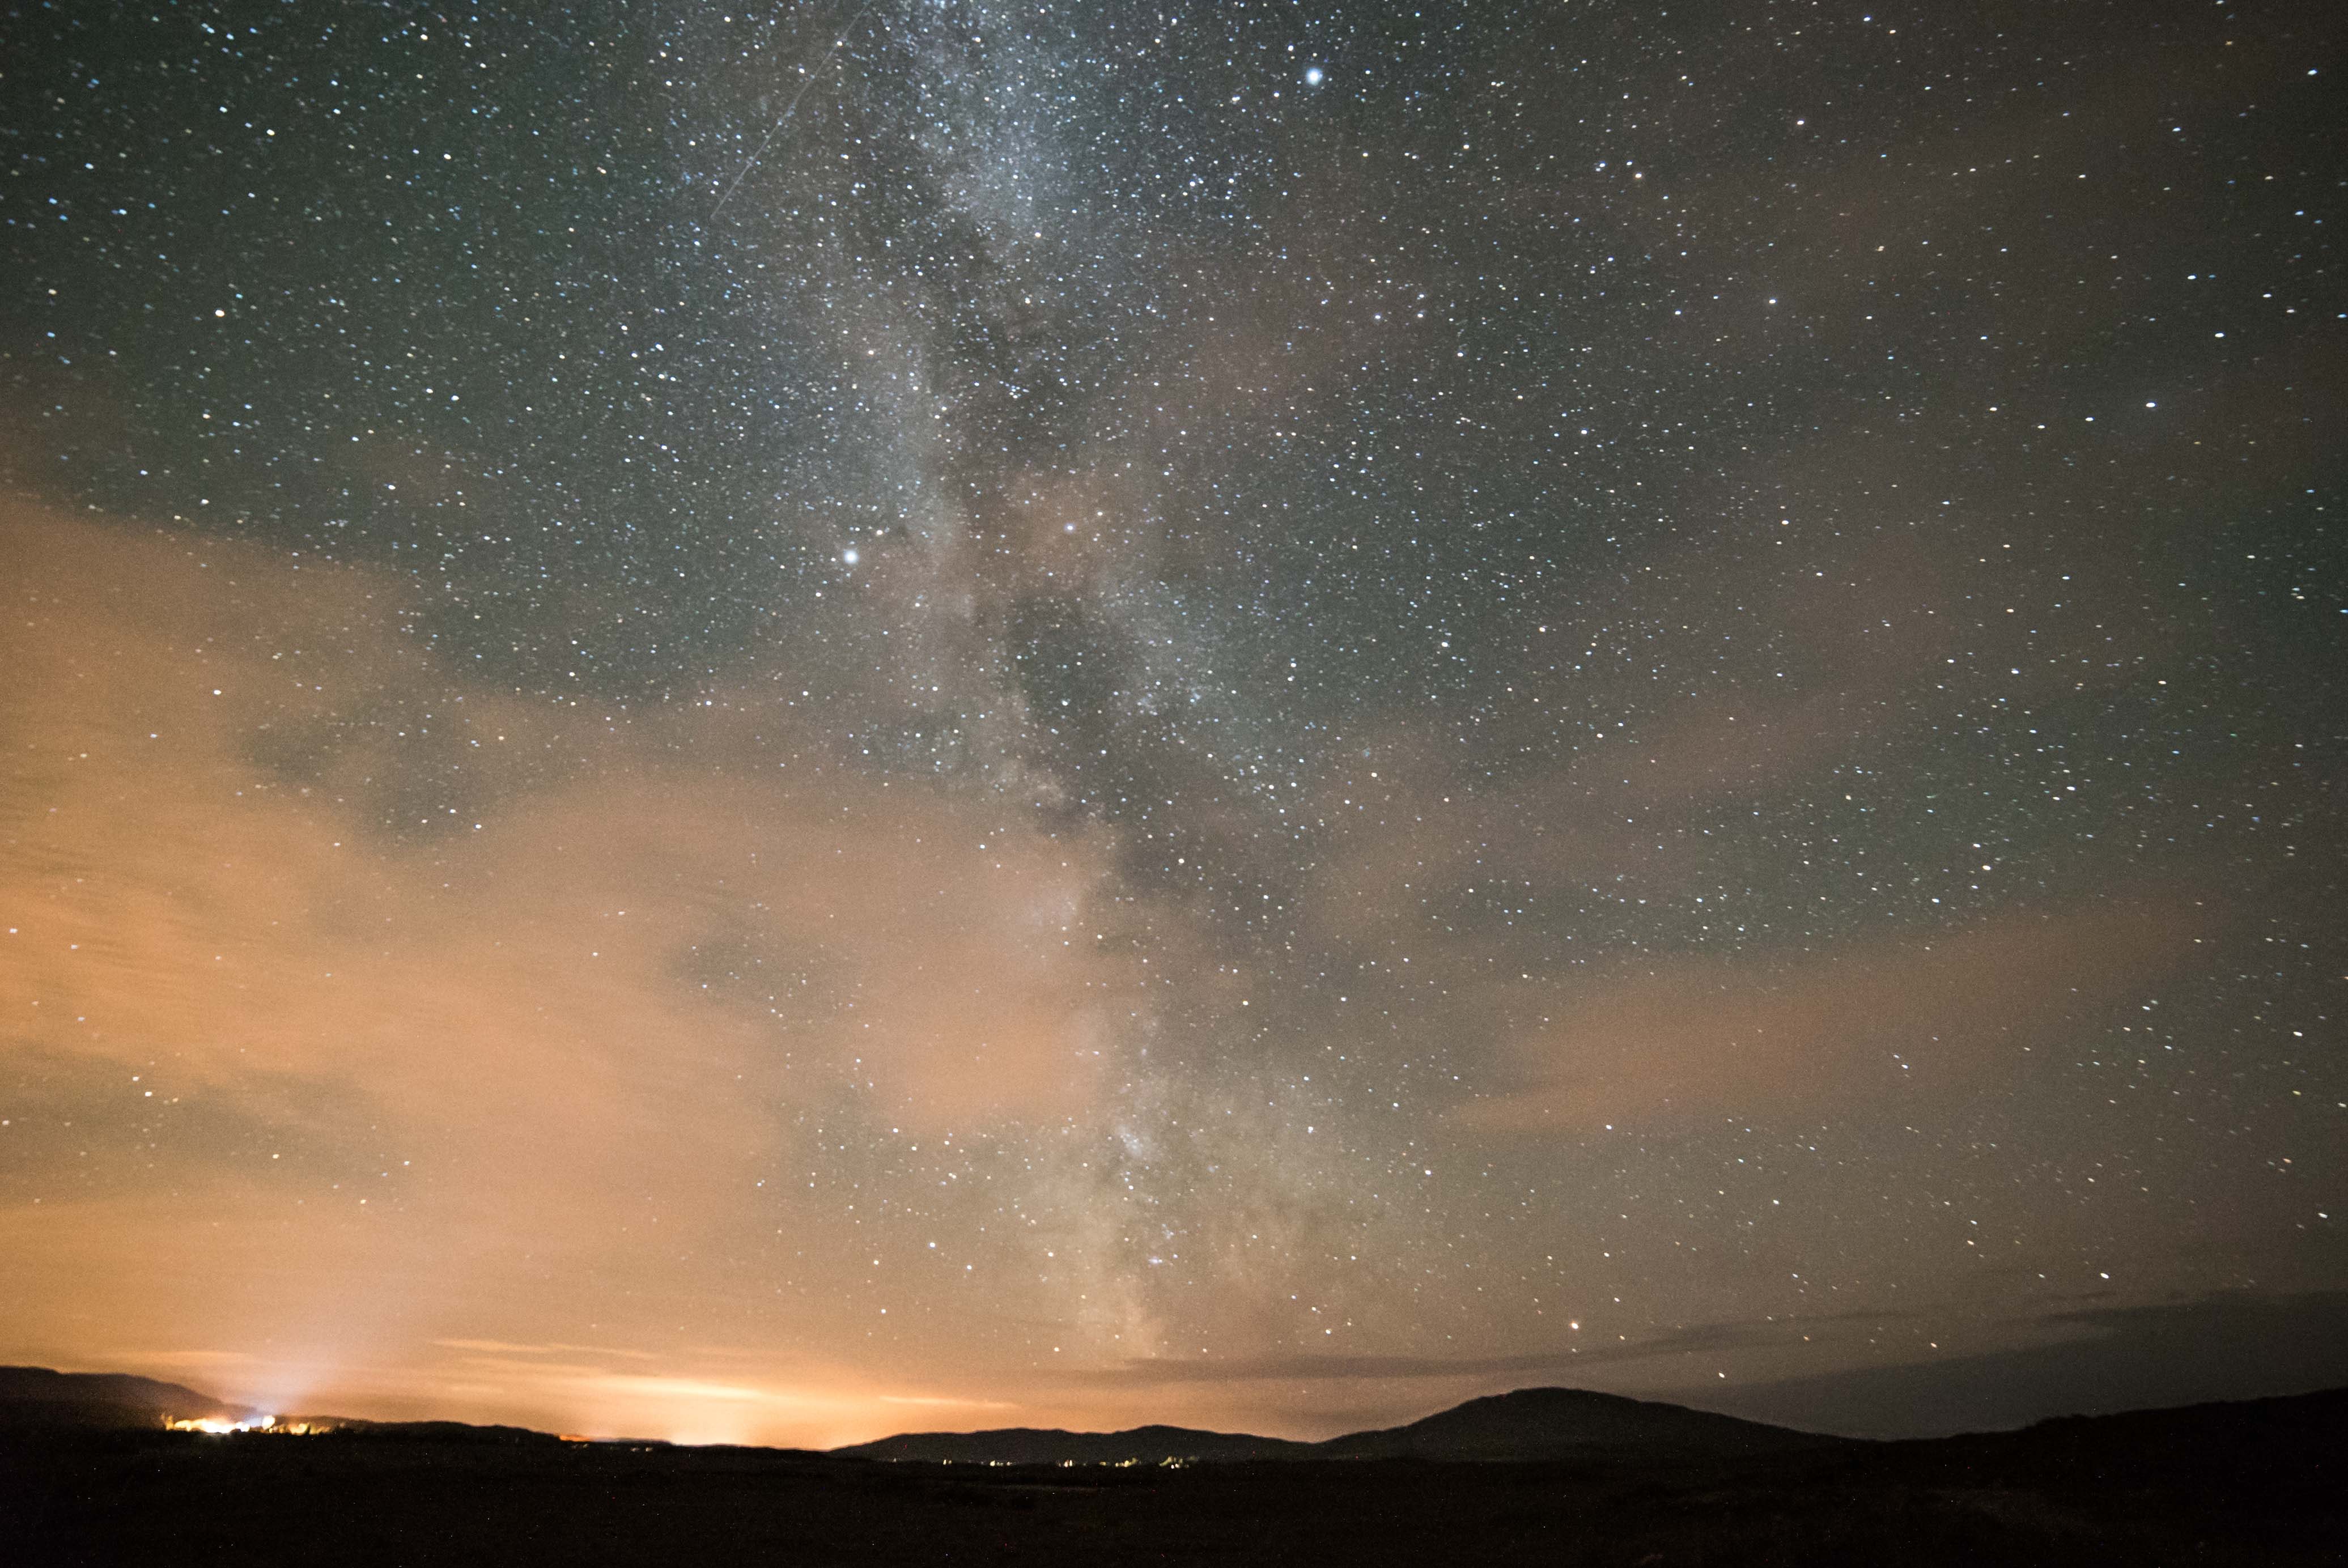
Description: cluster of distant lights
xmin=164 ymin=1413 xmax=326 ymax=1436
xmin=927 ymin=1457 xmax=1193 ymax=1469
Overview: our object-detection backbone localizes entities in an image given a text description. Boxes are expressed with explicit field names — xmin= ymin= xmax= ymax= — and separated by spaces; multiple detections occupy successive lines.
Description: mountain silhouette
xmin=7 ymin=1364 xmax=2330 ymax=1477
xmin=0 ymin=1366 xmax=262 ymax=1430
xmin=0 ymin=1368 xmax=561 ymax=1443
xmin=834 ymin=1386 xmax=1834 ymax=1465
xmin=1313 ymin=1386 xmax=1837 ymax=1460
xmin=835 ymin=1422 xmax=1314 ymax=1464
xmin=6 ymin=1374 xmax=2339 ymax=1567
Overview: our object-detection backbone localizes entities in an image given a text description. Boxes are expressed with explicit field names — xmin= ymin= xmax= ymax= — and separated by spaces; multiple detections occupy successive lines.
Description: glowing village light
xmin=163 ymin=1413 xmax=328 ymax=1435
xmin=166 ymin=1413 xmax=278 ymax=1435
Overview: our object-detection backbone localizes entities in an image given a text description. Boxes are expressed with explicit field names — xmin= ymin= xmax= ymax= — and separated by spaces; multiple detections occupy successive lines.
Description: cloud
xmin=0 ymin=498 xmax=1140 ymax=1141
xmin=0 ymin=497 xmax=1150 ymax=1418
xmin=1060 ymin=1319 xmax=1832 ymax=1387
xmin=1699 ymin=1291 xmax=2348 ymax=1438
xmin=106 ymin=1348 xmax=257 ymax=1371
xmin=1455 ymin=901 xmax=2206 ymax=1132
xmin=430 ymin=1339 xmax=657 ymax=1359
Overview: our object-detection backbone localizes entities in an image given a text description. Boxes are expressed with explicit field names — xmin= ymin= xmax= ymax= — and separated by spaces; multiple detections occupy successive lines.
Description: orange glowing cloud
xmin=1457 ymin=901 xmax=2210 ymax=1132
xmin=0 ymin=497 xmax=1146 ymax=1430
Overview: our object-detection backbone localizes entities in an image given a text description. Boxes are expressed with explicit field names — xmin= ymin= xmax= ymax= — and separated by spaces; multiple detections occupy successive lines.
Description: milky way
xmin=3 ymin=1 xmax=2342 ymax=1444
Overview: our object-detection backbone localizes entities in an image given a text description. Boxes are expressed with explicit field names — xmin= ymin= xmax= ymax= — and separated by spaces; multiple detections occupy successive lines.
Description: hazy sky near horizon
xmin=2 ymin=0 xmax=2341 ymax=1446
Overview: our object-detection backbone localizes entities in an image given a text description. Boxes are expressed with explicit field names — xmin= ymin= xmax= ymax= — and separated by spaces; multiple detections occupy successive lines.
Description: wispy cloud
xmin=113 ymin=1349 xmax=257 ymax=1371
xmin=1060 ymin=1319 xmax=1852 ymax=1387
xmin=433 ymin=1339 xmax=658 ymax=1359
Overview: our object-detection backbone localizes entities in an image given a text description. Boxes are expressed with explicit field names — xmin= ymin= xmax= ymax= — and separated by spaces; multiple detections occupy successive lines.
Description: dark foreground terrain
xmin=2 ymin=1389 xmax=2342 ymax=1567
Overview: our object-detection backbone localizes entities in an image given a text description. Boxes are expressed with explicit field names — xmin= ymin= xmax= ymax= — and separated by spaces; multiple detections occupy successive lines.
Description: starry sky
xmin=2 ymin=0 xmax=2342 ymax=1447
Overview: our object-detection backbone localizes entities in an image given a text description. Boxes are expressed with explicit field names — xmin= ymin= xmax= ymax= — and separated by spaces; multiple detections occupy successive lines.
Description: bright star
xmin=1304 ymin=66 xmax=1324 ymax=87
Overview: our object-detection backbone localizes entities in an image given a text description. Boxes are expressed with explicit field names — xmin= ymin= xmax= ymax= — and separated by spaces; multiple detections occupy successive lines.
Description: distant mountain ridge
xmin=835 ymin=1421 xmax=1316 ymax=1465
xmin=1315 ymin=1386 xmax=1836 ymax=1460
xmin=7 ymin=1365 xmax=2338 ymax=1474
xmin=0 ymin=1366 xmax=262 ymax=1429
xmin=0 ymin=1366 xmax=1829 ymax=1461
xmin=288 ymin=1415 xmax=566 ymax=1445
xmin=0 ymin=1368 xmax=561 ymax=1443
xmin=838 ymin=1386 xmax=1838 ymax=1465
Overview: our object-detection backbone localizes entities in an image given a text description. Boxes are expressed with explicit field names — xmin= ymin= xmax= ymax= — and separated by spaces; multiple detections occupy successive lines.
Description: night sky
xmin=3 ymin=0 xmax=2342 ymax=1447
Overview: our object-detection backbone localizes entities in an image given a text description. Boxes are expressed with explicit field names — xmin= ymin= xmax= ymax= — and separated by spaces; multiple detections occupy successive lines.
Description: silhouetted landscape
xmin=836 ymin=1386 xmax=1833 ymax=1465
xmin=4 ymin=1367 xmax=2341 ymax=1565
